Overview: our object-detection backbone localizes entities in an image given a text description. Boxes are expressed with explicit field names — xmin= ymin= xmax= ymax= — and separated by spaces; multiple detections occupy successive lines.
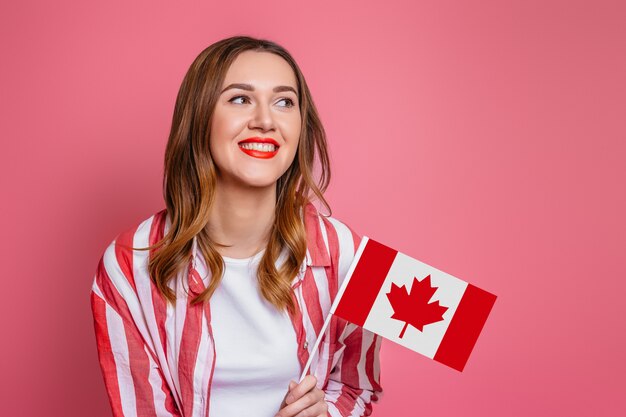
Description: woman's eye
xmin=278 ymin=98 xmax=295 ymax=108
xmin=228 ymin=95 xmax=295 ymax=108
xmin=229 ymin=95 xmax=250 ymax=104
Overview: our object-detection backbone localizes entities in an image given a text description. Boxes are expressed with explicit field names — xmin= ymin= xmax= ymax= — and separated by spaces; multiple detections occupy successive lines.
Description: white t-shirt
xmin=208 ymin=248 xmax=301 ymax=417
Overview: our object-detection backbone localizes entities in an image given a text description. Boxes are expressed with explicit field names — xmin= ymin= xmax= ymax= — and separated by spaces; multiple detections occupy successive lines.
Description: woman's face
xmin=210 ymin=50 xmax=301 ymax=190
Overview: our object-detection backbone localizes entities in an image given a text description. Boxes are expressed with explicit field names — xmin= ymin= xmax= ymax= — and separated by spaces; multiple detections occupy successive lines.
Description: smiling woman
xmin=89 ymin=35 xmax=382 ymax=417
xmin=210 ymin=51 xmax=301 ymax=190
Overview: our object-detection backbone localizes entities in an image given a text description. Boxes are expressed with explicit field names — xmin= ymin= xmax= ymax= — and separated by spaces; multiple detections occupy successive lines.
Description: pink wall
xmin=2 ymin=1 xmax=624 ymax=416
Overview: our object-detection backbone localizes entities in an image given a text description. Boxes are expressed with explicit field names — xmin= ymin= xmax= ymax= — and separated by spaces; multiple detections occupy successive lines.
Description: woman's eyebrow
xmin=220 ymin=83 xmax=298 ymax=98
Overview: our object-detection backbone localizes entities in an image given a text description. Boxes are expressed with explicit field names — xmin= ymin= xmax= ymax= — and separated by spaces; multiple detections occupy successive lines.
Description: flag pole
xmin=298 ymin=236 xmax=370 ymax=383
xmin=298 ymin=303 xmax=333 ymax=383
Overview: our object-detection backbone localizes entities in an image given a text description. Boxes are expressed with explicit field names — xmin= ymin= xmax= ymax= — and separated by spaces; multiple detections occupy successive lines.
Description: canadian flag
xmin=332 ymin=237 xmax=497 ymax=372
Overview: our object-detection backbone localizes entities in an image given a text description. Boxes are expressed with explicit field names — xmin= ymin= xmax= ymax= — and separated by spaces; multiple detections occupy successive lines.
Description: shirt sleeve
xmin=90 ymin=244 xmax=182 ymax=417
xmin=323 ymin=321 xmax=383 ymax=417
xmin=322 ymin=220 xmax=383 ymax=416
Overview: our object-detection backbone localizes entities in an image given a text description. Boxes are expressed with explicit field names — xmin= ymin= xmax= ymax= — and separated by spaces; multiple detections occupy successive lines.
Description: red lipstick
xmin=238 ymin=137 xmax=280 ymax=159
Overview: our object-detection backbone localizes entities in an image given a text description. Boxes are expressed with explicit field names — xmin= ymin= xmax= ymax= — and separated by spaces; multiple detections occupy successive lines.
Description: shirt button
xmin=303 ymin=341 xmax=308 ymax=350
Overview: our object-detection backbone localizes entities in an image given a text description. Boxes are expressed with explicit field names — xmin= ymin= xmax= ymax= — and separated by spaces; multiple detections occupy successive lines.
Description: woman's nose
xmin=249 ymin=103 xmax=275 ymax=131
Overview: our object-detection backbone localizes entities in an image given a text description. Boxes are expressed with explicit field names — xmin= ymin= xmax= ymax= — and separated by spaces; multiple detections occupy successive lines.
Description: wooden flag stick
xmin=298 ymin=237 xmax=371 ymax=382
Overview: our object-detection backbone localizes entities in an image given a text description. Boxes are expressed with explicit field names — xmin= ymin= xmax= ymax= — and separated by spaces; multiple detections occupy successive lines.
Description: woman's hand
xmin=275 ymin=375 xmax=328 ymax=417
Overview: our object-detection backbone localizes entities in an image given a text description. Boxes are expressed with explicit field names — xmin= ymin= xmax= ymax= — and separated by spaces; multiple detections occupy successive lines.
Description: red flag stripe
xmin=334 ymin=239 xmax=397 ymax=327
xmin=433 ymin=284 xmax=497 ymax=371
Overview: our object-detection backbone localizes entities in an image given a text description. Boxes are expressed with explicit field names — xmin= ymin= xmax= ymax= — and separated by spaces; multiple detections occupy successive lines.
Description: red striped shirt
xmin=90 ymin=202 xmax=383 ymax=417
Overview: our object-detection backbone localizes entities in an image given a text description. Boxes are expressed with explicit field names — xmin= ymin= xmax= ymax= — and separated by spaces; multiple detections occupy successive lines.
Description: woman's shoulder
xmin=304 ymin=202 xmax=363 ymax=280
xmin=93 ymin=209 xmax=168 ymax=297
xmin=305 ymin=202 xmax=361 ymax=250
xmin=101 ymin=208 xmax=168 ymax=257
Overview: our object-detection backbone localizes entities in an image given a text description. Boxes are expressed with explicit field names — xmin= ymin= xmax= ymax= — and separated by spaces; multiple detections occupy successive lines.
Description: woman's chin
xmin=226 ymin=175 xmax=280 ymax=190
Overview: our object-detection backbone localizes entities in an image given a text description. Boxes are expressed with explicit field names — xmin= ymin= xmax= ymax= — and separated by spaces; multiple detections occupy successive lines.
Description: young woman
xmin=90 ymin=35 xmax=382 ymax=417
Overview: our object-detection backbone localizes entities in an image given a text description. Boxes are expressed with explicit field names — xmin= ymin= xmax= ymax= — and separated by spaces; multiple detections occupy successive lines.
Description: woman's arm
xmin=323 ymin=322 xmax=383 ymax=417
xmin=90 ymin=247 xmax=182 ymax=417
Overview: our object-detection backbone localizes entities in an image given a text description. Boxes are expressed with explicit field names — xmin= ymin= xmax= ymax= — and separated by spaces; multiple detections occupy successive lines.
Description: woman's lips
xmin=238 ymin=145 xmax=279 ymax=159
xmin=237 ymin=137 xmax=280 ymax=159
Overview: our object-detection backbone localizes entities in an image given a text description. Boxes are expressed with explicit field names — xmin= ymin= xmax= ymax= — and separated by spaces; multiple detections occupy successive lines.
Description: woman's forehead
xmin=222 ymin=51 xmax=298 ymax=92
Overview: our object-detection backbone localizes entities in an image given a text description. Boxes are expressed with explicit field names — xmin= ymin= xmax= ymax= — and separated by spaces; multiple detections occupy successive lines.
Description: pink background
xmin=2 ymin=1 xmax=624 ymax=416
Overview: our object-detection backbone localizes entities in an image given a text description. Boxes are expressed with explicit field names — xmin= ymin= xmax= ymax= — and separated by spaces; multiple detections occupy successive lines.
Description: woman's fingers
xmin=276 ymin=388 xmax=326 ymax=417
xmin=285 ymin=375 xmax=317 ymax=405
xmin=276 ymin=375 xmax=327 ymax=417
xmin=279 ymin=380 xmax=298 ymax=410
xmin=294 ymin=395 xmax=328 ymax=417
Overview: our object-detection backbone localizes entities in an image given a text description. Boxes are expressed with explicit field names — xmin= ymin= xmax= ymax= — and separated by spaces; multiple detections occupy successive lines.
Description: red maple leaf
xmin=386 ymin=274 xmax=449 ymax=338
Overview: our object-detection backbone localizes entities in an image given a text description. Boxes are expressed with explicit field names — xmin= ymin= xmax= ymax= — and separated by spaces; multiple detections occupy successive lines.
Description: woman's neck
xmin=207 ymin=182 xmax=276 ymax=259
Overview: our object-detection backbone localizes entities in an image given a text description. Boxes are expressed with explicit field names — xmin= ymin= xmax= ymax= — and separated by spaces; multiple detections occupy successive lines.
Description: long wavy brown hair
xmin=137 ymin=36 xmax=332 ymax=314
